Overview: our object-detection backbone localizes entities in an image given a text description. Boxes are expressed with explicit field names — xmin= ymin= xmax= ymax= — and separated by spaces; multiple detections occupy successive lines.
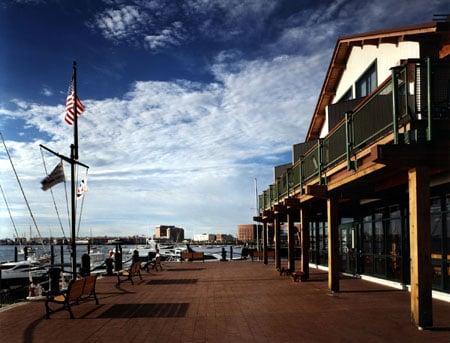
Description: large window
xmin=356 ymin=204 xmax=405 ymax=282
xmin=356 ymin=61 xmax=377 ymax=98
xmin=430 ymin=193 xmax=450 ymax=293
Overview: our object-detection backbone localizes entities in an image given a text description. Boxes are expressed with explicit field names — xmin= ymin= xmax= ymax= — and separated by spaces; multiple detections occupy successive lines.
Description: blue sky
xmin=0 ymin=0 xmax=448 ymax=239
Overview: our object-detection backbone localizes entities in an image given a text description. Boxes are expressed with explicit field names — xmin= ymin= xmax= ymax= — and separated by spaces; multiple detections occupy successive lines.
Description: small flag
xmin=76 ymin=177 xmax=88 ymax=199
xmin=41 ymin=162 xmax=65 ymax=191
xmin=64 ymin=77 xmax=85 ymax=125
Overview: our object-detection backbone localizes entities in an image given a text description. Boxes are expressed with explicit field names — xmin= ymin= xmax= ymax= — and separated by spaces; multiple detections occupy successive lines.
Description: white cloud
xmin=41 ymin=86 xmax=53 ymax=97
xmin=0 ymin=52 xmax=323 ymax=238
xmin=92 ymin=5 xmax=149 ymax=42
xmin=144 ymin=21 xmax=185 ymax=51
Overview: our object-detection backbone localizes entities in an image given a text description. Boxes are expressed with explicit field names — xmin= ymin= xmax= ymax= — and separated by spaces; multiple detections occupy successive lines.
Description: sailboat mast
xmin=70 ymin=61 xmax=78 ymax=280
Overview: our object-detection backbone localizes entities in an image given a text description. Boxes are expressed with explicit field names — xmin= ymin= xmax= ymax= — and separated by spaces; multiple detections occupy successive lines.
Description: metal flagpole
xmin=71 ymin=61 xmax=78 ymax=280
xmin=254 ymin=178 xmax=259 ymax=252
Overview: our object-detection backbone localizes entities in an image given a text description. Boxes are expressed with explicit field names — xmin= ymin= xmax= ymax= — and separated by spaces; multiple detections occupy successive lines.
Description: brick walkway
xmin=1 ymin=261 xmax=450 ymax=342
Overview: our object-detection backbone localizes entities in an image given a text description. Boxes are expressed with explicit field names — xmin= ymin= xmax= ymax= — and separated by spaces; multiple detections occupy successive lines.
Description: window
xmin=356 ymin=61 xmax=377 ymax=98
xmin=339 ymin=87 xmax=353 ymax=102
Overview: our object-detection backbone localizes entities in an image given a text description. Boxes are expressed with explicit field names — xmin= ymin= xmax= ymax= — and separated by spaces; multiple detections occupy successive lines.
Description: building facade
xmin=154 ymin=225 xmax=184 ymax=242
xmin=237 ymin=224 xmax=262 ymax=242
xmin=254 ymin=20 xmax=450 ymax=327
xmin=215 ymin=233 xmax=234 ymax=243
xmin=193 ymin=233 xmax=216 ymax=242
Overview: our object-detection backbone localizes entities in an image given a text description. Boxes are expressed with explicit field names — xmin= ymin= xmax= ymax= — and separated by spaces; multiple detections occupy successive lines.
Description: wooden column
xmin=408 ymin=166 xmax=432 ymax=328
xmin=263 ymin=221 xmax=268 ymax=265
xmin=327 ymin=197 xmax=340 ymax=293
xmin=287 ymin=209 xmax=295 ymax=272
xmin=300 ymin=208 xmax=310 ymax=280
xmin=274 ymin=215 xmax=281 ymax=270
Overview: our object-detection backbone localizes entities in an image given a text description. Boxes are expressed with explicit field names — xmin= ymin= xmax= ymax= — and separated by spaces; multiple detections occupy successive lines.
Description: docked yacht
xmin=0 ymin=260 xmax=47 ymax=287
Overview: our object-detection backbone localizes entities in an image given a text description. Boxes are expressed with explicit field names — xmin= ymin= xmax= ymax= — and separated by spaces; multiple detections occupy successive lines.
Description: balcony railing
xmin=259 ymin=59 xmax=450 ymax=212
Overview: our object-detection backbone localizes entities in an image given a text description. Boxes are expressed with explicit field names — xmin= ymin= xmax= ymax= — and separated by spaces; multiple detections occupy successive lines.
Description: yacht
xmin=0 ymin=260 xmax=47 ymax=287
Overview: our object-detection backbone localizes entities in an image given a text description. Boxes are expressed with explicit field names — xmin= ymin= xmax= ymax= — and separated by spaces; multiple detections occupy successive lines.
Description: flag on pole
xmin=76 ymin=177 xmax=88 ymax=199
xmin=41 ymin=162 xmax=65 ymax=191
xmin=64 ymin=77 xmax=85 ymax=125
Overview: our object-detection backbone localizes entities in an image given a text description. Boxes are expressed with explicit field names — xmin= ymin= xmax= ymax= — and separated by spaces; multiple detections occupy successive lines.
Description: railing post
xmin=286 ymin=170 xmax=290 ymax=197
xmin=426 ymin=57 xmax=432 ymax=141
xmin=299 ymin=157 xmax=304 ymax=195
xmin=345 ymin=111 xmax=356 ymax=170
xmin=391 ymin=67 xmax=400 ymax=144
xmin=317 ymin=139 xmax=325 ymax=185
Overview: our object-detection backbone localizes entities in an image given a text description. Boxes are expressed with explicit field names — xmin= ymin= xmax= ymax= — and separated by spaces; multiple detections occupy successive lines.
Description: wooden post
xmin=408 ymin=166 xmax=432 ymax=328
xmin=274 ymin=215 xmax=281 ymax=270
xmin=287 ymin=209 xmax=295 ymax=272
xmin=60 ymin=244 xmax=64 ymax=270
xmin=263 ymin=221 xmax=268 ymax=265
xmin=300 ymin=208 xmax=310 ymax=280
xmin=50 ymin=244 xmax=55 ymax=265
xmin=327 ymin=198 xmax=340 ymax=292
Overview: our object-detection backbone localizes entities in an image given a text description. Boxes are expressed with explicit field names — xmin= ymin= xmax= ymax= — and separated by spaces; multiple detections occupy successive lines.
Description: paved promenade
xmin=0 ymin=261 xmax=449 ymax=342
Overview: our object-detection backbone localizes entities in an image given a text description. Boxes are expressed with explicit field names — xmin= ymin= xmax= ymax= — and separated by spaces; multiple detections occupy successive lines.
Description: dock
xmin=1 ymin=261 xmax=450 ymax=342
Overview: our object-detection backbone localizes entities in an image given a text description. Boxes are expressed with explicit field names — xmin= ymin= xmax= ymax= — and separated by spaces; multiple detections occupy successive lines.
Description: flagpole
xmin=71 ymin=61 xmax=78 ymax=280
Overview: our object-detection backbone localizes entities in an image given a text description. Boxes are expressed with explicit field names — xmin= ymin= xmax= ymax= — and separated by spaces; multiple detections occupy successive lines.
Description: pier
xmin=1 ymin=261 xmax=450 ymax=342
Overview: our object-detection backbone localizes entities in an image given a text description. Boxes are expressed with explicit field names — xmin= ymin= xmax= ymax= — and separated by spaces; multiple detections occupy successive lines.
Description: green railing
xmin=258 ymin=59 xmax=450 ymax=212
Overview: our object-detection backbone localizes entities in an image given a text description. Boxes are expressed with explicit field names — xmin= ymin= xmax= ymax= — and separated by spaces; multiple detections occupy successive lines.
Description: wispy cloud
xmin=41 ymin=86 xmax=53 ymax=97
xmin=90 ymin=5 xmax=149 ymax=42
xmin=144 ymin=21 xmax=185 ymax=51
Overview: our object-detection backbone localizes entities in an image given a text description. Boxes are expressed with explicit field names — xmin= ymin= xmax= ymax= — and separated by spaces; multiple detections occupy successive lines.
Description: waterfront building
xmin=215 ymin=233 xmax=234 ymax=243
xmin=193 ymin=233 xmax=216 ymax=242
xmin=254 ymin=19 xmax=450 ymax=328
xmin=237 ymin=224 xmax=262 ymax=243
xmin=154 ymin=225 xmax=184 ymax=242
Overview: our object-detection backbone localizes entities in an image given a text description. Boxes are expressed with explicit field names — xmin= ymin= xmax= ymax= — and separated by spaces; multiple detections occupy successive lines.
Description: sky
xmin=0 ymin=0 xmax=448 ymax=239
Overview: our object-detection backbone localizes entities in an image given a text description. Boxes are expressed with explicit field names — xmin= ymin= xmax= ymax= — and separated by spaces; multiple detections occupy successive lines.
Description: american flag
xmin=64 ymin=78 xmax=85 ymax=125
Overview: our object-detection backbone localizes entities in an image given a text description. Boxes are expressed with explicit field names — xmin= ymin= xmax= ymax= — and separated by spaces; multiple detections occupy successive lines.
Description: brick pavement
xmin=0 ymin=261 xmax=449 ymax=342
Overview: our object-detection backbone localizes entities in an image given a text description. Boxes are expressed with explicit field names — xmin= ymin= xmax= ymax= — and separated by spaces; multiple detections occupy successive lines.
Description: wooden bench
xmin=181 ymin=251 xmax=205 ymax=262
xmin=278 ymin=267 xmax=292 ymax=276
xmin=117 ymin=262 xmax=142 ymax=285
xmin=45 ymin=275 xmax=99 ymax=319
xmin=147 ymin=256 xmax=163 ymax=272
xmin=251 ymin=250 xmax=275 ymax=261
xmin=81 ymin=275 xmax=99 ymax=304
xmin=291 ymin=271 xmax=307 ymax=282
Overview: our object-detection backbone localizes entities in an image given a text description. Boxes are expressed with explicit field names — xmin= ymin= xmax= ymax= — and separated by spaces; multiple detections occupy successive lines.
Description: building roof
xmin=305 ymin=21 xmax=448 ymax=141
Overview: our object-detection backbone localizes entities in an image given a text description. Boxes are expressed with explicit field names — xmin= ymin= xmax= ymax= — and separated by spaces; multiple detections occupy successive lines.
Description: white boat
xmin=0 ymin=259 xmax=47 ymax=286
xmin=89 ymin=246 xmax=106 ymax=270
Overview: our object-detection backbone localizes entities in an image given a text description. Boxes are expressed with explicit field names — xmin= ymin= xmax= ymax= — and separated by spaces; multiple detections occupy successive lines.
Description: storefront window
xmin=374 ymin=221 xmax=384 ymax=254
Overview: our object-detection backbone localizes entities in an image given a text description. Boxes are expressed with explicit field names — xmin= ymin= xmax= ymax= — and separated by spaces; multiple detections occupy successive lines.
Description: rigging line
xmin=0 ymin=132 xmax=44 ymax=247
xmin=76 ymin=168 xmax=89 ymax=238
xmin=75 ymin=163 xmax=79 ymax=238
xmin=40 ymin=147 xmax=67 ymax=240
xmin=0 ymin=181 xmax=22 ymax=246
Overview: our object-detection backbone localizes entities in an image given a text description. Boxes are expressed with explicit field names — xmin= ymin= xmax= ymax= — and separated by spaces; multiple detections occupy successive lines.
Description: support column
xmin=408 ymin=166 xmax=432 ymax=328
xmin=300 ymin=208 xmax=310 ymax=280
xmin=327 ymin=197 xmax=339 ymax=293
xmin=263 ymin=221 xmax=268 ymax=265
xmin=287 ymin=210 xmax=295 ymax=272
xmin=274 ymin=215 xmax=281 ymax=270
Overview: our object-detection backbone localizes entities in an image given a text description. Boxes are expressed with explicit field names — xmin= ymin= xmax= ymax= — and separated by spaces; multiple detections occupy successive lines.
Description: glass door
xmin=339 ymin=223 xmax=357 ymax=275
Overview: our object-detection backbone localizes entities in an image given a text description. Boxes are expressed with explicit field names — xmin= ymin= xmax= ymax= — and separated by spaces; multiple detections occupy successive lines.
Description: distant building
xmin=154 ymin=225 xmax=184 ymax=242
xmin=237 ymin=224 xmax=262 ymax=242
xmin=193 ymin=233 xmax=216 ymax=242
xmin=215 ymin=233 xmax=234 ymax=243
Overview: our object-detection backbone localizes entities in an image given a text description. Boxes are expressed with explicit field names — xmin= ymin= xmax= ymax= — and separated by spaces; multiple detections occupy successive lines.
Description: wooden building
xmin=254 ymin=20 xmax=450 ymax=328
